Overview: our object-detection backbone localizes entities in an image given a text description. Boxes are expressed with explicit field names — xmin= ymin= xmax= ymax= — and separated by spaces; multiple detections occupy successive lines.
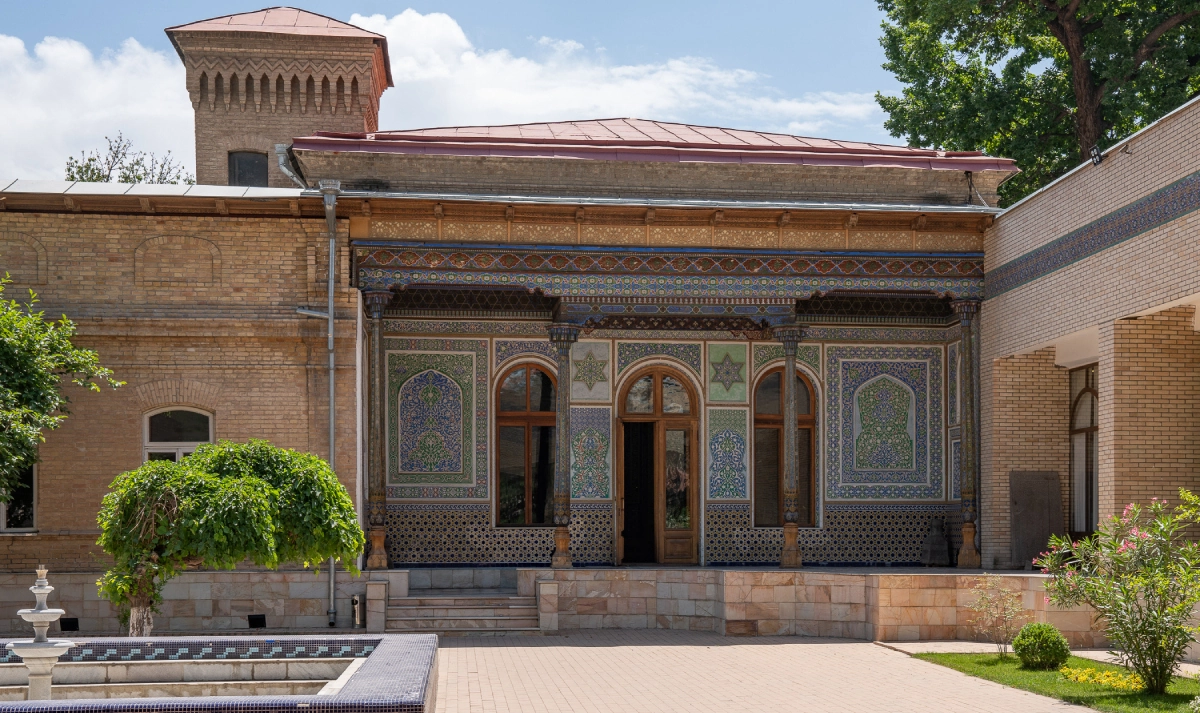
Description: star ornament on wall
xmin=573 ymin=351 xmax=609 ymax=391
xmin=711 ymin=353 xmax=745 ymax=391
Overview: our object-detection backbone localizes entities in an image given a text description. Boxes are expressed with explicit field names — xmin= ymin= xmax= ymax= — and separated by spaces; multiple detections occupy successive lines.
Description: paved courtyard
xmin=436 ymin=631 xmax=1082 ymax=712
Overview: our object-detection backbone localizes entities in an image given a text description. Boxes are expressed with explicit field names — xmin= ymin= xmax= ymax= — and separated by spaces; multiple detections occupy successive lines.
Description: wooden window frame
xmin=143 ymin=407 xmax=213 ymax=463
xmin=752 ymin=367 xmax=816 ymax=528
xmin=495 ymin=363 xmax=558 ymax=527
xmin=1069 ymin=363 xmax=1098 ymax=537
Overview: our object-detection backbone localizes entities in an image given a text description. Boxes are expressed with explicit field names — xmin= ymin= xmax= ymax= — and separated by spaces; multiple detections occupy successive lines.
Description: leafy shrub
xmin=1013 ymin=622 xmax=1070 ymax=669
xmin=1060 ymin=666 xmax=1144 ymax=691
xmin=97 ymin=440 xmax=364 ymax=636
xmin=967 ymin=573 xmax=1028 ymax=657
xmin=1038 ymin=490 xmax=1200 ymax=694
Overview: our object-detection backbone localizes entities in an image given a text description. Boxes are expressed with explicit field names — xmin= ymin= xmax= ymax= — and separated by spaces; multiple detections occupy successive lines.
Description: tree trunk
xmin=1043 ymin=3 xmax=1106 ymax=162
xmin=128 ymin=596 xmax=154 ymax=637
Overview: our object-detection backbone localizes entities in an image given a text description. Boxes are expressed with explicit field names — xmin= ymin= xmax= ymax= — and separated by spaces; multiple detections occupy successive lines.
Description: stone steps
xmin=387 ymin=587 xmax=540 ymax=635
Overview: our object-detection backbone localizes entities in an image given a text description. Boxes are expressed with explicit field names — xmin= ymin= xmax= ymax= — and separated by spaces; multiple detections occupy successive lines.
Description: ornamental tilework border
xmin=751 ymin=343 xmax=821 ymax=375
xmin=570 ymin=407 xmax=612 ymax=499
xmin=704 ymin=502 xmax=962 ymax=565
xmin=385 ymin=338 xmax=489 ymax=499
xmin=616 ymin=342 xmax=703 ymax=375
xmin=950 ymin=438 xmax=962 ymax=501
xmin=825 ymin=345 xmax=943 ymax=500
xmin=384 ymin=319 xmax=549 ymax=336
xmin=987 ymin=169 xmax=1200 ymax=298
xmin=494 ymin=339 xmax=556 ymax=368
xmin=707 ymin=409 xmax=749 ymax=499
xmin=948 ymin=342 xmax=960 ymax=426
xmin=803 ymin=326 xmax=957 ymax=344
xmin=385 ymin=502 xmax=613 ymax=565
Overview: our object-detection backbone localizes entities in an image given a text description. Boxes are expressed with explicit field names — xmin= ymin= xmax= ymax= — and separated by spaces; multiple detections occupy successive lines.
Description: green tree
xmin=877 ymin=1 xmax=1200 ymax=204
xmin=96 ymin=440 xmax=365 ymax=636
xmin=65 ymin=132 xmax=194 ymax=185
xmin=0 ymin=279 xmax=121 ymax=500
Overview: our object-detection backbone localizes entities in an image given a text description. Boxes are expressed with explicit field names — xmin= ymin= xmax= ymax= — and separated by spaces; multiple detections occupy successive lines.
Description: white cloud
xmin=0 ymin=35 xmax=192 ymax=181
xmin=353 ymin=10 xmax=882 ymax=136
xmin=0 ymin=9 xmax=888 ymax=181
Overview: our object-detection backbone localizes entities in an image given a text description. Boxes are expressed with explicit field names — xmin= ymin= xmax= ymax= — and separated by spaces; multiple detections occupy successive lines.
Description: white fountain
xmin=6 ymin=566 xmax=74 ymax=700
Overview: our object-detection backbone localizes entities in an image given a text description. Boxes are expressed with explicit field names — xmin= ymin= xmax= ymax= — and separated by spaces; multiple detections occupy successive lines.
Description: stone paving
xmin=436 ymin=631 xmax=1084 ymax=712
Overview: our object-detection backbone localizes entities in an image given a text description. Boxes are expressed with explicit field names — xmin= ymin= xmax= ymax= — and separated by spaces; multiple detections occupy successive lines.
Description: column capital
xmin=362 ymin=290 xmax=392 ymax=320
xmin=951 ymin=299 xmax=981 ymax=319
xmin=547 ymin=324 xmax=581 ymax=351
xmin=773 ymin=323 xmax=803 ymax=356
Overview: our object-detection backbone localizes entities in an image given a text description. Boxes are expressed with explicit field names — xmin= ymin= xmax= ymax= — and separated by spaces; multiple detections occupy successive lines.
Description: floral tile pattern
xmin=397 ymin=369 xmax=463 ymax=474
xmin=616 ymin=342 xmax=703 ymax=375
xmin=494 ymin=339 xmax=556 ymax=368
xmin=751 ymin=343 xmax=820 ymax=375
xmin=570 ymin=407 xmax=612 ymax=499
xmin=707 ymin=408 xmax=749 ymax=499
xmin=948 ymin=341 xmax=960 ymax=426
xmin=825 ymin=345 xmax=943 ymax=500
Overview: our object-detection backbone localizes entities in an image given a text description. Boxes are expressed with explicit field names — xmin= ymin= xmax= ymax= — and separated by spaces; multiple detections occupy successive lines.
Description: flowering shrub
xmin=1059 ymin=666 xmax=1144 ymax=691
xmin=967 ymin=573 xmax=1028 ymax=656
xmin=1037 ymin=490 xmax=1200 ymax=694
xmin=1012 ymin=622 xmax=1070 ymax=670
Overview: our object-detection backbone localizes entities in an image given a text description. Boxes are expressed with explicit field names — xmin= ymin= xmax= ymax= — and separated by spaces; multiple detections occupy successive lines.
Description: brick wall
xmin=984 ymin=349 xmax=1069 ymax=568
xmin=0 ymin=211 xmax=361 ymax=572
xmin=1099 ymin=306 xmax=1200 ymax=515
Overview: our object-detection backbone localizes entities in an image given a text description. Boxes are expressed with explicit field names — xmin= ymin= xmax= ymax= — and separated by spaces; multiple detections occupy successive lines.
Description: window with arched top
xmin=496 ymin=364 xmax=557 ymax=526
xmin=753 ymin=368 xmax=816 ymax=528
xmin=1070 ymin=364 xmax=1098 ymax=535
xmin=144 ymin=408 xmax=213 ymax=462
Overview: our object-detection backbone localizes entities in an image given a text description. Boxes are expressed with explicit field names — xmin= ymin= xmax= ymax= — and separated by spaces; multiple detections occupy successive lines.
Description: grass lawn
xmin=914 ymin=653 xmax=1200 ymax=712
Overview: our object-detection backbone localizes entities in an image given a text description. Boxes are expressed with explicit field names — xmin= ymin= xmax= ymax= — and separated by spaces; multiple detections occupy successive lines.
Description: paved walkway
xmin=436 ymin=631 xmax=1083 ymax=712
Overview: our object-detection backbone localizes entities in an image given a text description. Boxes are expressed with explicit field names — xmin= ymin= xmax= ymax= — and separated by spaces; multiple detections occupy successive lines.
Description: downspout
xmin=320 ymin=179 xmax=341 ymax=627
xmin=275 ymin=144 xmax=307 ymax=189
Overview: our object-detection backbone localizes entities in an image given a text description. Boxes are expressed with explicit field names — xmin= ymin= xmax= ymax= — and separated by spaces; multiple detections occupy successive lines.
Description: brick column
xmin=548 ymin=324 xmax=580 ymax=569
xmin=363 ymin=290 xmax=392 ymax=570
xmin=953 ymin=300 xmax=981 ymax=568
xmin=777 ymin=323 xmax=803 ymax=569
xmin=1099 ymin=306 xmax=1200 ymax=517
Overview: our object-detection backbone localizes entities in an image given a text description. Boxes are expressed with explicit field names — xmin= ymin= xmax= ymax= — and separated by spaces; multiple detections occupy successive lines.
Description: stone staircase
xmin=386 ymin=569 xmax=541 ymax=636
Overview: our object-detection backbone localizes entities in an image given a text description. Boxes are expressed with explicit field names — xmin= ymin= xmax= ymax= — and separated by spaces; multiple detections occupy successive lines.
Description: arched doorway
xmin=616 ymin=366 xmax=699 ymax=564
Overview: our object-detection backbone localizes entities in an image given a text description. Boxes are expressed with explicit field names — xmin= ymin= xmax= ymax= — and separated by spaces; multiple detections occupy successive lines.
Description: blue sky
xmin=0 ymin=1 xmax=901 ymax=180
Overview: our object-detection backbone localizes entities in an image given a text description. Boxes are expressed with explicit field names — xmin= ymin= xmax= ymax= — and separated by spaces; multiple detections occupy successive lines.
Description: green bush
xmin=1012 ymin=622 xmax=1070 ymax=670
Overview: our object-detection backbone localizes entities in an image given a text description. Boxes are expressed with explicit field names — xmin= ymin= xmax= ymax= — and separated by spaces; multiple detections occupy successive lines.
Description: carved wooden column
xmin=548 ymin=324 xmax=580 ymax=569
xmin=363 ymin=290 xmax=392 ymax=570
xmin=777 ymin=323 xmax=803 ymax=569
xmin=953 ymin=299 xmax=981 ymax=568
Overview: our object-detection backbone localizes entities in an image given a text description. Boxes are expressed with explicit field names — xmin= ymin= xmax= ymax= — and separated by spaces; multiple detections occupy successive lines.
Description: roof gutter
xmin=276 ymin=144 xmax=308 ymax=189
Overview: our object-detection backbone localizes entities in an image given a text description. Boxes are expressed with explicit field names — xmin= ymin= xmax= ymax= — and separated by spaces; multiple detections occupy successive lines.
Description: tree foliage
xmin=876 ymin=0 xmax=1200 ymax=205
xmin=65 ymin=132 xmax=194 ymax=185
xmin=96 ymin=440 xmax=364 ymax=635
xmin=1037 ymin=492 xmax=1200 ymax=694
xmin=0 ymin=280 xmax=121 ymax=500
xmin=966 ymin=573 xmax=1028 ymax=656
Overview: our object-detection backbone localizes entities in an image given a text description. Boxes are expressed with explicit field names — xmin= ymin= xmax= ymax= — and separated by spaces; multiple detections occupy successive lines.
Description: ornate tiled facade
xmin=825 ymin=345 xmax=944 ymax=500
xmin=707 ymin=408 xmax=749 ymax=499
xmin=494 ymin=339 xmax=556 ymax=369
xmin=385 ymin=502 xmax=614 ymax=565
xmin=948 ymin=341 xmax=960 ymax=425
xmin=707 ymin=343 xmax=748 ymax=402
xmin=752 ymin=343 xmax=820 ymax=375
xmin=570 ymin=342 xmax=612 ymax=402
xmin=616 ymin=342 xmax=703 ymax=376
xmin=570 ymin=407 xmax=612 ymax=499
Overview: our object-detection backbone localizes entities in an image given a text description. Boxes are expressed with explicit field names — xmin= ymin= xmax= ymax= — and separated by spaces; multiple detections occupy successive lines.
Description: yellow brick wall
xmin=0 ymin=212 xmax=361 ymax=571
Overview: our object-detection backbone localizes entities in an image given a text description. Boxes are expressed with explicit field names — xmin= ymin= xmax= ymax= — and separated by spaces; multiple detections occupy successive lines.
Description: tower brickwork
xmin=167 ymin=8 xmax=391 ymax=187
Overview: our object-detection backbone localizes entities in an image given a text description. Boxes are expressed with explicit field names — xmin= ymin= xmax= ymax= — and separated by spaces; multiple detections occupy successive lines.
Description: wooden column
xmin=548 ymin=324 xmax=580 ymax=569
xmin=953 ymin=299 xmax=982 ymax=568
xmin=777 ymin=323 xmax=803 ymax=569
xmin=363 ymin=290 xmax=392 ymax=570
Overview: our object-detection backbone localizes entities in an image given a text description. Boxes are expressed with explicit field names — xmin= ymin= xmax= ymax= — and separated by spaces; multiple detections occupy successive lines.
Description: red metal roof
xmin=294 ymin=118 xmax=1015 ymax=171
xmin=166 ymin=7 xmax=382 ymax=39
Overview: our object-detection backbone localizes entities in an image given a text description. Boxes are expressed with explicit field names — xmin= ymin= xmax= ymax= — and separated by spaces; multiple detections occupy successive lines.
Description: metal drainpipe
xmin=320 ymin=179 xmax=341 ymax=627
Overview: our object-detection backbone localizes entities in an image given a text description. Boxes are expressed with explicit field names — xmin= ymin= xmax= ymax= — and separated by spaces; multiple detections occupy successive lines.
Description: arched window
xmin=228 ymin=151 xmax=268 ymax=187
xmin=753 ymin=368 xmax=816 ymax=527
xmin=496 ymin=364 xmax=557 ymax=526
xmin=1070 ymin=364 xmax=1098 ymax=535
xmin=144 ymin=408 xmax=213 ymax=462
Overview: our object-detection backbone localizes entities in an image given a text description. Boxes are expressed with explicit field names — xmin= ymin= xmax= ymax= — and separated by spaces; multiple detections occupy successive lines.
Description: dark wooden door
xmin=622 ymin=422 xmax=656 ymax=563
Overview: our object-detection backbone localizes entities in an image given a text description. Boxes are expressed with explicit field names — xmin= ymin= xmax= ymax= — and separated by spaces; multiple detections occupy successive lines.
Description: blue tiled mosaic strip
xmin=987 ymin=169 xmax=1200 ymax=298
xmin=0 ymin=637 xmax=377 ymax=665
xmin=0 ymin=634 xmax=436 ymax=713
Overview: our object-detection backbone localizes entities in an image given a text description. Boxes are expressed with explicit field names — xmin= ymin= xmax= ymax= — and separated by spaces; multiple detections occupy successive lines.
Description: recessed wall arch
xmin=0 ymin=233 xmax=47 ymax=285
xmin=751 ymin=365 xmax=819 ymax=528
xmin=135 ymin=235 xmax=222 ymax=287
xmin=133 ymin=379 xmax=223 ymax=415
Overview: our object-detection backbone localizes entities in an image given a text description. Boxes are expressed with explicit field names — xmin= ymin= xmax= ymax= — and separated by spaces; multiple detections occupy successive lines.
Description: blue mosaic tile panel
xmin=571 ymin=407 xmax=612 ymax=499
xmin=705 ymin=502 xmax=962 ymax=565
xmin=987 ymin=169 xmax=1200 ymax=298
xmin=386 ymin=502 xmax=613 ymax=565
xmin=386 ymin=319 xmax=548 ymax=336
xmin=494 ymin=339 xmax=556 ymax=368
xmin=803 ymin=326 xmax=957 ymax=344
xmin=616 ymin=342 xmax=702 ymax=375
xmin=0 ymin=637 xmax=378 ymax=664
xmin=948 ymin=341 xmax=960 ymax=426
xmin=950 ymin=438 xmax=962 ymax=501
xmin=707 ymin=408 xmax=749 ymax=499
xmin=825 ymin=345 xmax=944 ymax=500
xmin=751 ymin=343 xmax=820 ymax=375
xmin=385 ymin=339 xmax=488 ymax=498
